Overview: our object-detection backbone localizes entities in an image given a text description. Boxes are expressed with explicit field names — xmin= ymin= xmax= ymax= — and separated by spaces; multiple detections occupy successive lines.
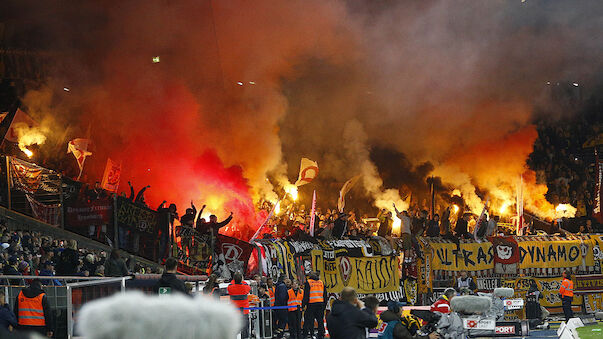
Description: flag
xmin=294 ymin=158 xmax=318 ymax=186
xmin=4 ymin=109 xmax=37 ymax=143
xmin=67 ymin=138 xmax=92 ymax=179
xmin=101 ymin=158 xmax=122 ymax=192
xmin=309 ymin=190 xmax=316 ymax=236
xmin=473 ymin=199 xmax=488 ymax=241
xmin=250 ymin=199 xmax=280 ymax=242
xmin=338 ymin=175 xmax=360 ymax=212
xmin=594 ymin=149 xmax=602 ymax=224
xmin=516 ymin=175 xmax=524 ymax=235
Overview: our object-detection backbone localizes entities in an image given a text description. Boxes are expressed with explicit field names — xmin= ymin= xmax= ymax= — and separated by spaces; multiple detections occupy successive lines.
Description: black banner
xmin=115 ymin=196 xmax=160 ymax=261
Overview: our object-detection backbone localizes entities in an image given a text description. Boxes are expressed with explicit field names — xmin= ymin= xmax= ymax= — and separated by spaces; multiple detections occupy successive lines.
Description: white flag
xmin=294 ymin=158 xmax=318 ymax=187
xmin=338 ymin=175 xmax=361 ymax=213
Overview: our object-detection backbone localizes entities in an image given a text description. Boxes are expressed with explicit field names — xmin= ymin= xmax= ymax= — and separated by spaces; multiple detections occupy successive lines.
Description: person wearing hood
xmin=378 ymin=302 xmax=438 ymax=339
xmin=104 ymin=249 xmax=129 ymax=277
xmin=273 ymin=276 xmax=289 ymax=338
xmin=327 ymin=287 xmax=378 ymax=339
xmin=153 ymin=257 xmax=188 ymax=295
xmin=14 ymin=280 xmax=53 ymax=337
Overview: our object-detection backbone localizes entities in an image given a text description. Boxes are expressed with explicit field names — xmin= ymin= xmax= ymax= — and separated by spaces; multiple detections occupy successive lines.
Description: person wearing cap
xmin=430 ymin=288 xmax=456 ymax=314
xmin=378 ymin=301 xmax=439 ymax=339
xmin=2 ymin=256 xmax=22 ymax=285
xmin=327 ymin=287 xmax=378 ymax=339
xmin=14 ymin=280 xmax=53 ymax=337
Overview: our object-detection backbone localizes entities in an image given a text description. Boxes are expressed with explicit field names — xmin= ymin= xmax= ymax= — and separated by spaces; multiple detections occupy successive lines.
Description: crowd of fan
xmin=528 ymin=114 xmax=601 ymax=218
xmin=0 ymin=221 xmax=158 ymax=286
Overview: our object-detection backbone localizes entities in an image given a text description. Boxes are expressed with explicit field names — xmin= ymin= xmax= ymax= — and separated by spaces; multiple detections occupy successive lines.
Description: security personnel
xmin=302 ymin=271 xmax=327 ymax=339
xmin=287 ymin=280 xmax=304 ymax=339
xmin=559 ymin=270 xmax=574 ymax=321
xmin=267 ymin=277 xmax=276 ymax=307
xmin=228 ymin=272 xmax=251 ymax=338
xmin=14 ymin=280 xmax=53 ymax=337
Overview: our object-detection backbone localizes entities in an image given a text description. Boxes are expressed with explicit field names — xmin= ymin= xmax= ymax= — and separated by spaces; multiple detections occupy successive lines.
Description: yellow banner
xmin=518 ymin=239 xmax=594 ymax=268
xmin=584 ymin=293 xmax=603 ymax=313
xmin=429 ymin=241 xmax=493 ymax=271
xmin=313 ymin=254 xmax=400 ymax=294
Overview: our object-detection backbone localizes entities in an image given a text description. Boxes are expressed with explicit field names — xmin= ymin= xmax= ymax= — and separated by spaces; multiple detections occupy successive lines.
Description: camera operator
xmin=378 ymin=301 xmax=439 ymax=339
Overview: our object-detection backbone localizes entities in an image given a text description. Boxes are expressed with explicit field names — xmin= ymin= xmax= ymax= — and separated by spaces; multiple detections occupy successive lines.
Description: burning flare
xmin=15 ymin=124 xmax=46 ymax=159
xmin=285 ymin=185 xmax=298 ymax=201
xmin=555 ymin=204 xmax=577 ymax=218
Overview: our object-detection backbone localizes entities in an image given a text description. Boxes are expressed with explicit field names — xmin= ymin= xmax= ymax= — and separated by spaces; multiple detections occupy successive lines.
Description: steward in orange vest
xmin=288 ymin=280 xmax=304 ymax=339
xmin=267 ymin=277 xmax=276 ymax=307
xmin=559 ymin=270 xmax=574 ymax=321
xmin=14 ymin=280 xmax=52 ymax=337
xmin=227 ymin=273 xmax=251 ymax=315
xmin=302 ymin=272 xmax=327 ymax=339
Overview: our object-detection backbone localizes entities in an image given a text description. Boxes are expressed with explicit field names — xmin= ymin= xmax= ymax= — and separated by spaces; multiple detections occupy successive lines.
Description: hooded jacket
xmin=154 ymin=272 xmax=189 ymax=295
xmin=378 ymin=310 xmax=426 ymax=339
xmin=326 ymin=300 xmax=378 ymax=339
xmin=14 ymin=286 xmax=53 ymax=333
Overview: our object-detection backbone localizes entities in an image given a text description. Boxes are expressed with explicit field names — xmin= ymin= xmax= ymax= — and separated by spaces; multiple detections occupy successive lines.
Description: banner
xmin=338 ymin=175 xmax=360 ymax=213
xmin=313 ymin=254 xmax=399 ymax=294
xmin=9 ymin=157 xmax=60 ymax=194
xmin=584 ymin=293 xmax=603 ymax=313
xmin=101 ymin=158 xmax=121 ymax=192
xmin=115 ymin=197 xmax=160 ymax=260
xmin=25 ymin=194 xmax=60 ymax=226
xmin=491 ymin=236 xmax=520 ymax=265
xmin=215 ymin=234 xmax=253 ymax=277
xmin=429 ymin=241 xmax=493 ymax=271
xmin=294 ymin=158 xmax=318 ymax=186
xmin=594 ymin=150 xmax=602 ymax=223
xmin=64 ymin=198 xmax=113 ymax=228
xmin=115 ymin=197 xmax=158 ymax=234
xmin=517 ymin=239 xmax=593 ymax=269
xmin=575 ymin=275 xmax=603 ymax=293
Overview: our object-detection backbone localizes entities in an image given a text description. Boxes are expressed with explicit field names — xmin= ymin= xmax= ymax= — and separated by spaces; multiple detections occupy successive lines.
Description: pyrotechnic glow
xmin=16 ymin=124 xmax=46 ymax=160
xmin=452 ymin=189 xmax=461 ymax=196
xmin=499 ymin=202 xmax=511 ymax=215
xmin=555 ymin=204 xmax=577 ymax=217
xmin=21 ymin=147 xmax=33 ymax=158
xmin=152 ymin=56 xmax=160 ymax=63
xmin=285 ymin=185 xmax=298 ymax=201
xmin=392 ymin=212 xmax=401 ymax=236
xmin=452 ymin=205 xmax=459 ymax=214
xmin=274 ymin=201 xmax=281 ymax=215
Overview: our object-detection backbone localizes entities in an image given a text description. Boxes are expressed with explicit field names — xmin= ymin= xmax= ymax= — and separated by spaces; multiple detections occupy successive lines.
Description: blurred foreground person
xmin=77 ymin=291 xmax=240 ymax=339
xmin=327 ymin=287 xmax=378 ymax=339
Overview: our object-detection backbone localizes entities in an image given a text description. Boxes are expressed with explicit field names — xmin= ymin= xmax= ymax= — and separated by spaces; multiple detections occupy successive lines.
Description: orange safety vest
xmin=288 ymin=288 xmax=304 ymax=311
xmin=248 ymin=294 xmax=260 ymax=306
xmin=17 ymin=291 xmax=46 ymax=326
xmin=228 ymin=281 xmax=251 ymax=314
xmin=559 ymin=278 xmax=574 ymax=297
xmin=308 ymin=279 xmax=324 ymax=303
xmin=268 ymin=286 xmax=276 ymax=307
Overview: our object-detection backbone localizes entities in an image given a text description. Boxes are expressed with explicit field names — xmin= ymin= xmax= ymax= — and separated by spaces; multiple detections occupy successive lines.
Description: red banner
xmin=490 ymin=236 xmax=520 ymax=265
xmin=101 ymin=158 xmax=121 ymax=192
xmin=217 ymin=234 xmax=253 ymax=274
xmin=64 ymin=198 xmax=113 ymax=228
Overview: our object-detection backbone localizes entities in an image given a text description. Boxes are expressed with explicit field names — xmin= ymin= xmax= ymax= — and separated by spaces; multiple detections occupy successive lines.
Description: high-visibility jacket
xmin=308 ymin=279 xmax=324 ymax=303
xmin=267 ymin=286 xmax=275 ymax=306
xmin=287 ymin=288 xmax=303 ymax=311
xmin=228 ymin=280 xmax=251 ymax=314
xmin=559 ymin=278 xmax=574 ymax=297
xmin=248 ymin=294 xmax=260 ymax=306
xmin=17 ymin=291 xmax=46 ymax=326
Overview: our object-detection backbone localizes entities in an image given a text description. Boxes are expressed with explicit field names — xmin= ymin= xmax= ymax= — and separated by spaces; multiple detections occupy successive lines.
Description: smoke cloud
xmin=7 ymin=0 xmax=603 ymax=234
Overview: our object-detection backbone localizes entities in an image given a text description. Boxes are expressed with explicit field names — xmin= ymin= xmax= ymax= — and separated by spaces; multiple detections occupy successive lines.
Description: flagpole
xmin=76 ymin=157 xmax=86 ymax=181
